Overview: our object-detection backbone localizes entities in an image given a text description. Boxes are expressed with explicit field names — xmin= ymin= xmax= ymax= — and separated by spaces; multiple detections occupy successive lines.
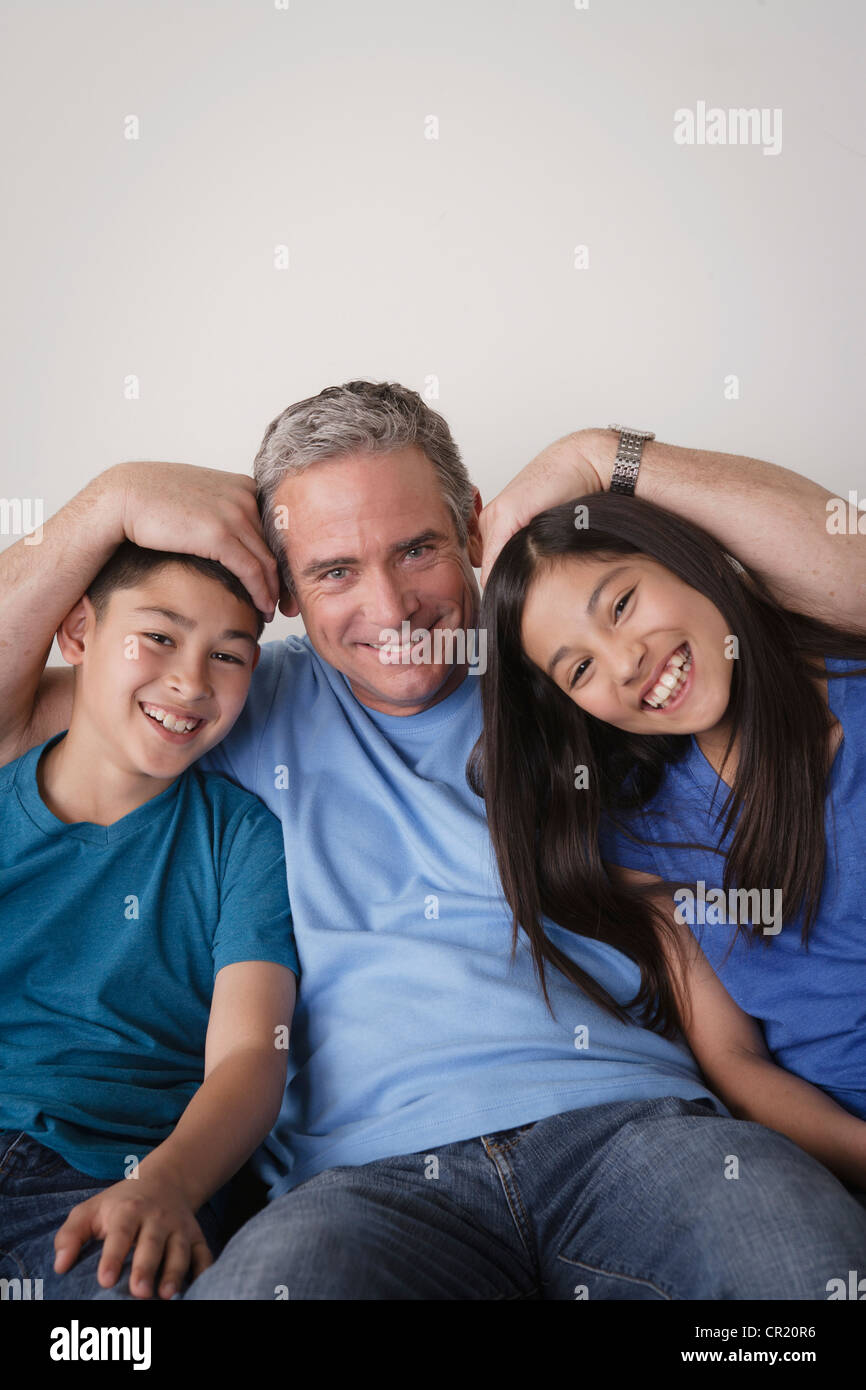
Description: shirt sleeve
xmin=213 ymin=799 xmax=300 ymax=981
xmin=598 ymin=806 xmax=660 ymax=876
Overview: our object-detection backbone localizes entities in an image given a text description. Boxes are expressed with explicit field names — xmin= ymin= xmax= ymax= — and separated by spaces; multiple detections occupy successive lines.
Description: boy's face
xmin=62 ymin=564 xmax=260 ymax=778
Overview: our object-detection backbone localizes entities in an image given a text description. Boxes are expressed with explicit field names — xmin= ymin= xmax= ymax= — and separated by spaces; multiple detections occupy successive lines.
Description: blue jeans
xmin=0 ymin=1131 xmax=225 ymax=1300
xmin=185 ymin=1097 xmax=866 ymax=1300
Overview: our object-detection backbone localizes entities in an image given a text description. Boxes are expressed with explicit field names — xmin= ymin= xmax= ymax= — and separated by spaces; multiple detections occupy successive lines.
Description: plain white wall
xmin=1 ymin=0 xmax=863 ymax=657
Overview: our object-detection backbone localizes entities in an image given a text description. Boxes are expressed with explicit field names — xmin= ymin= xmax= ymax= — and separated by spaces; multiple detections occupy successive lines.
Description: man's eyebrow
xmin=131 ymin=606 xmax=257 ymax=647
xmin=299 ymin=530 xmax=447 ymax=581
xmin=546 ymin=565 xmax=632 ymax=676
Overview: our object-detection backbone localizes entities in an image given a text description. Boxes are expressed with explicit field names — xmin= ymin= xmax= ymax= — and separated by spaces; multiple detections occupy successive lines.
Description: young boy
xmin=0 ymin=541 xmax=299 ymax=1301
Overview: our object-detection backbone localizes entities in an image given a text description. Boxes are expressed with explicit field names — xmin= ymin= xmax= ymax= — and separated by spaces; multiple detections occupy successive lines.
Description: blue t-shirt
xmin=198 ymin=636 xmax=726 ymax=1200
xmin=0 ymin=733 xmax=300 ymax=1180
xmin=598 ymin=656 xmax=866 ymax=1118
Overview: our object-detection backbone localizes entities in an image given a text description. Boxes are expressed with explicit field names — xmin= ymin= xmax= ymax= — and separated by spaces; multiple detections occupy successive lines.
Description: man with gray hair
xmin=2 ymin=380 xmax=865 ymax=1299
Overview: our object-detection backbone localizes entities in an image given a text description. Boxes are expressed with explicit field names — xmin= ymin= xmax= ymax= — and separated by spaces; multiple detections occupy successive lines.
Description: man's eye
xmin=324 ymin=569 xmax=348 ymax=581
xmin=405 ymin=545 xmax=432 ymax=560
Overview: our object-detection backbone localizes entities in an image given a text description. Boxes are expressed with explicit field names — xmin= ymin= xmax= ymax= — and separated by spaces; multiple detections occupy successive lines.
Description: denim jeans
xmin=0 ymin=1131 xmax=225 ymax=1301
xmin=184 ymin=1096 xmax=866 ymax=1300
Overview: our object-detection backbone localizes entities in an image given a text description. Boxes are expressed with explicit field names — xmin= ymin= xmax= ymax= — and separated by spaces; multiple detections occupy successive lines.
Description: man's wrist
xmin=75 ymin=463 xmax=128 ymax=548
xmin=573 ymin=428 xmax=620 ymax=492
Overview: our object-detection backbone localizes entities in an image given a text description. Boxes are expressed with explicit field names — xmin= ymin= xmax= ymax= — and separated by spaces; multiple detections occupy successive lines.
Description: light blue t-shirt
xmin=598 ymin=656 xmax=866 ymax=1119
xmin=198 ymin=636 xmax=725 ymax=1200
xmin=0 ymin=733 xmax=300 ymax=1180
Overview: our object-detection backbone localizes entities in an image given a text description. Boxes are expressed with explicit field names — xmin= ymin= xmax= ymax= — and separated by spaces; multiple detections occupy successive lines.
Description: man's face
xmin=275 ymin=447 xmax=483 ymax=715
xmin=61 ymin=565 xmax=261 ymax=781
xmin=520 ymin=552 xmax=734 ymax=737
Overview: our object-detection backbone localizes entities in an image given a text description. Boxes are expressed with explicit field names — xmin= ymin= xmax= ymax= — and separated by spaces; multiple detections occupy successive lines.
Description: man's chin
xmin=346 ymin=652 xmax=461 ymax=712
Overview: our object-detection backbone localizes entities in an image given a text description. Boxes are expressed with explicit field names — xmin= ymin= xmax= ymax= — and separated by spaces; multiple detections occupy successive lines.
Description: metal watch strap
xmin=607 ymin=425 xmax=656 ymax=495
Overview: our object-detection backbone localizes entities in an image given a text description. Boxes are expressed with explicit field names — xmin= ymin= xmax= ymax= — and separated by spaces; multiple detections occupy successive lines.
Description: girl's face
xmin=519 ymin=552 xmax=735 ymax=737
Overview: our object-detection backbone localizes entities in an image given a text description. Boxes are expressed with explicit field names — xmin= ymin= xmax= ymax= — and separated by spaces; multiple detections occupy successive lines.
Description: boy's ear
xmin=466 ymin=487 xmax=484 ymax=570
xmin=55 ymin=596 xmax=95 ymax=667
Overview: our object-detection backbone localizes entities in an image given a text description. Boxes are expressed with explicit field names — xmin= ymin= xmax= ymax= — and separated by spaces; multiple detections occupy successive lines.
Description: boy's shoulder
xmin=182 ymin=761 xmax=280 ymax=828
xmin=0 ymin=737 xmax=44 ymax=799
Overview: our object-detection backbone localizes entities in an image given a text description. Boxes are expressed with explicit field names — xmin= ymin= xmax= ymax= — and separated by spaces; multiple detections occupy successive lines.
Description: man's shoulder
xmin=240 ymin=633 xmax=324 ymax=716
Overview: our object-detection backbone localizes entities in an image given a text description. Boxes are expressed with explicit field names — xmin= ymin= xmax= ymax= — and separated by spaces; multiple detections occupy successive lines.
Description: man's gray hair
xmin=253 ymin=380 xmax=476 ymax=591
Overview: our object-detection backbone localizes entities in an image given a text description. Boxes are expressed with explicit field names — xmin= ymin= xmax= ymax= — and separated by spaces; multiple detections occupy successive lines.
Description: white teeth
xmin=142 ymin=703 xmax=200 ymax=733
xmin=643 ymin=645 xmax=691 ymax=709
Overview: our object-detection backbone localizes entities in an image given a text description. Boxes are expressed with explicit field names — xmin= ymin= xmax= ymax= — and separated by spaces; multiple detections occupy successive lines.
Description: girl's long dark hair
xmin=467 ymin=491 xmax=866 ymax=1039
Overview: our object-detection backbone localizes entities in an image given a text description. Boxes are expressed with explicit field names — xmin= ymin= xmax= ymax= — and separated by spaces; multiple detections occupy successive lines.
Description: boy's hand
xmin=53 ymin=1172 xmax=214 ymax=1299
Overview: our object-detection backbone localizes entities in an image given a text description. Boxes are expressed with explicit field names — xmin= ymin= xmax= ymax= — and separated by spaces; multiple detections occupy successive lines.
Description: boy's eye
xmin=144 ymin=632 xmax=172 ymax=646
xmin=212 ymin=652 xmax=245 ymax=664
xmin=144 ymin=633 xmax=244 ymax=664
xmin=567 ymin=589 xmax=635 ymax=690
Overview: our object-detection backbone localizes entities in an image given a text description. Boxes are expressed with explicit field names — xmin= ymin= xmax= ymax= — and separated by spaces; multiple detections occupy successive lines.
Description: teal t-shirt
xmin=0 ymin=732 xmax=300 ymax=1180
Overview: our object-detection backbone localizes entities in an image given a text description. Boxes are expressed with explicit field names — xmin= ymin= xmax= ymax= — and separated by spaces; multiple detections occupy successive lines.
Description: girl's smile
xmin=519 ymin=552 xmax=735 ymax=741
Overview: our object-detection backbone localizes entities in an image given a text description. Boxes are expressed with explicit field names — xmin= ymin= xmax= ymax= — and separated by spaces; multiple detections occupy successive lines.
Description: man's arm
xmin=0 ymin=461 xmax=280 ymax=765
xmin=479 ymin=428 xmax=866 ymax=632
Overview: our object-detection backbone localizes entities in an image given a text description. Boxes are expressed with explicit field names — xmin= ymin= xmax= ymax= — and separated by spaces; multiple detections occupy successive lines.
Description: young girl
xmin=469 ymin=490 xmax=866 ymax=1194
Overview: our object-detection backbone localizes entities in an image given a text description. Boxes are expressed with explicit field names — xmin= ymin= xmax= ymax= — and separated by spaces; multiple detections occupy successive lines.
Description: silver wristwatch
xmin=607 ymin=425 xmax=655 ymax=495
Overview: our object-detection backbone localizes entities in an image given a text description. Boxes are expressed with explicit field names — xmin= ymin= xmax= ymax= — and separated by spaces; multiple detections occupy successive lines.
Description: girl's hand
xmin=53 ymin=1172 xmax=213 ymax=1299
xmin=478 ymin=429 xmax=605 ymax=586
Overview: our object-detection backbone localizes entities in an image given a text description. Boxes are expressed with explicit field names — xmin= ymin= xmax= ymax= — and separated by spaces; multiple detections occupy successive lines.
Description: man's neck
xmin=348 ymin=661 xmax=470 ymax=718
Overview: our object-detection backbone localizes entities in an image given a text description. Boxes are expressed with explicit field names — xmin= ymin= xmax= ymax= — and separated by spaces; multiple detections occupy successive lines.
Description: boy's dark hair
xmin=85 ymin=540 xmax=265 ymax=640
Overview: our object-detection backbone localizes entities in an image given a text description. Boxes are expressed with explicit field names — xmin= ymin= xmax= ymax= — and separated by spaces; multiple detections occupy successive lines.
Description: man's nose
xmin=361 ymin=569 xmax=420 ymax=630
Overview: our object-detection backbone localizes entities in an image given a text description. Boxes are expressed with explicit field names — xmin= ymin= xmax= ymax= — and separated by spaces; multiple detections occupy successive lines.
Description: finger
xmin=188 ymin=1236 xmax=214 ymax=1283
xmin=53 ymin=1206 xmax=94 ymax=1274
xmin=231 ymin=522 xmax=282 ymax=609
xmin=210 ymin=531 xmax=281 ymax=617
xmin=97 ymin=1211 xmax=141 ymax=1289
xmin=480 ymin=521 xmax=512 ymax=588
xmin=128 ymin=1223 xmax=171 ymax=1300
xmin=156 ymin=1231 xmax=193 ymax=1300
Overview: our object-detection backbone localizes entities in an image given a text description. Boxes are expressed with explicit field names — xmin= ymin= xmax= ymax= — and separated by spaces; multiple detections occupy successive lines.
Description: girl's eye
xmin=614 ymin=588 xmax=635 ymax=619
xmin=568 ymin=589 xmax=635 ymax=689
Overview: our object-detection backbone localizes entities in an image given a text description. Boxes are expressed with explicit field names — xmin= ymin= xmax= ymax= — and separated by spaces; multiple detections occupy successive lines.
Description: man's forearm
xmin=0 ymin=467 xmax=124 ymax=748
xmin=579 ymin=428 xmax=866 ymax=632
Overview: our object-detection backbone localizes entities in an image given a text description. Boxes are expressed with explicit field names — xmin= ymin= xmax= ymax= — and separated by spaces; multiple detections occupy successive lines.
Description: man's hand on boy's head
xmin=110 ymin=460 xmax=281 ymax=621
xmin=53 ymin=1170 xmax=213 ymax=1300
